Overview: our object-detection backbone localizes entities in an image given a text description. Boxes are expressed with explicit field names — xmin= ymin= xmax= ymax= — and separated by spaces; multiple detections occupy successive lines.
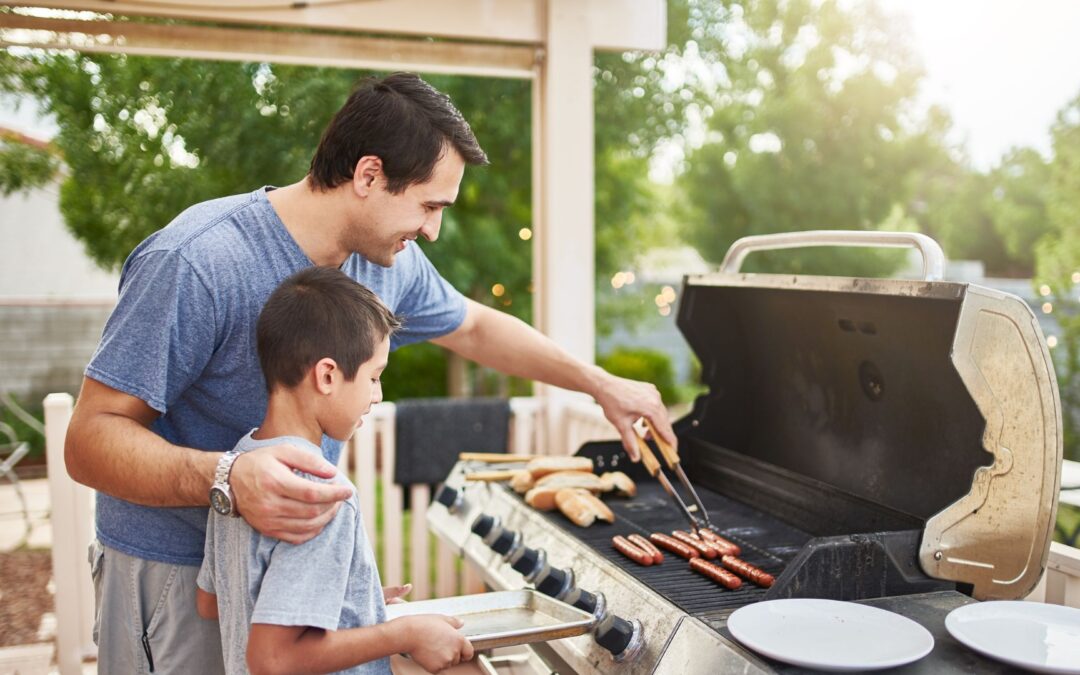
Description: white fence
xmin=42 ymin=393 xmax=618 ymax=675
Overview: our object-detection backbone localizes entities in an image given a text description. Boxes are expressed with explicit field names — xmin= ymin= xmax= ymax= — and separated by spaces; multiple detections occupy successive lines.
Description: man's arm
xmin=65 ymin=376 xmax=352 ymax=543
xmin=432 ymin=299 xmax=675 ymax=459
xmin=247 ymin=615 xmax=472 ymax=675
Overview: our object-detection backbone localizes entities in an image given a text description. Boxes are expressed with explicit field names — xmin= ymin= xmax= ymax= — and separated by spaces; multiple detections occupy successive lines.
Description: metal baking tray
xmin=384 ymin=589 xmax=596 ymax=650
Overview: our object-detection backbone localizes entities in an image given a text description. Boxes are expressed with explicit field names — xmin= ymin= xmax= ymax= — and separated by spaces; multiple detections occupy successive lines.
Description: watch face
xmin=209 ymin=486 xmax=233 ymax=516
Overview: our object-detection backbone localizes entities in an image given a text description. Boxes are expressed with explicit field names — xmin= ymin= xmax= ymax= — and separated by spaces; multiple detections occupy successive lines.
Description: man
xmin=66 ymin=72 xmax=674 ymax=673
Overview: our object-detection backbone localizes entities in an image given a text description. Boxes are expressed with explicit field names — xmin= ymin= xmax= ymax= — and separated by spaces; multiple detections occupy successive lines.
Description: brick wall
xmin=0 ymin=302 xmax=114 ymax=405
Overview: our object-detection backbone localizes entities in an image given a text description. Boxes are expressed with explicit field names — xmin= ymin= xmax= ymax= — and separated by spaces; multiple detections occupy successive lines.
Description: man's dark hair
xmin=309 ymin=72 xmax=488 ymax=194
xmin=257 ymin=267 xmax=401 ymax=391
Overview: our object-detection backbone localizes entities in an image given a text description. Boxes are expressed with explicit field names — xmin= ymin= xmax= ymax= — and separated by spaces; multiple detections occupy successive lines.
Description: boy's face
xmin=323 ymin=335 xmax=390 ymax=442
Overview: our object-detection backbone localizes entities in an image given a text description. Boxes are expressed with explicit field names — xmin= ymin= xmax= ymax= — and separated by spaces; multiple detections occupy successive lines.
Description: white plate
xmin=945 ymin=601 xmax=1080 ymax=674
xmin=727 ymin=599 xmax=935 ymax=671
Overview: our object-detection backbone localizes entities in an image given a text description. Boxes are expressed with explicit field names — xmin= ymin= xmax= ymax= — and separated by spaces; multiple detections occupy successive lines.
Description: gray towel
xmin=394 ymin=398 xmax=511 ymax=485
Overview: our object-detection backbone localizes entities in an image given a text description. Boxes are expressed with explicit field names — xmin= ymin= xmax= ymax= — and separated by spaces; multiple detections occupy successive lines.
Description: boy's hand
xmin=230 ymin=444 xmax=353 ymax=545
xmin=397 ymin=614 xmax=474 ymax=672
xmin=384 ymin=583 xmax=412 ymax=605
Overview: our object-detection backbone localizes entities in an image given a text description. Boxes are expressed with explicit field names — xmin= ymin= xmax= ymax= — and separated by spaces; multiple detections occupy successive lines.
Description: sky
xmin=881 ymin=0 xmax=1080 ymax=169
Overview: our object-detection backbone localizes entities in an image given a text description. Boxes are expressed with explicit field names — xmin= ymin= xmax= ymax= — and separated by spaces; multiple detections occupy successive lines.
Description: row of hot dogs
xmin=611 ymin=529 xmax=775 ymax=591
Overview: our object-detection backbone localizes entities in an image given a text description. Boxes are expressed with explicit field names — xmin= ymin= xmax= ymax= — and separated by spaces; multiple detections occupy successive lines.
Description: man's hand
xmin=397 ymin=615 xmax=474 ymax=672
xmin=590 ymin=369 xmax=676 ymax=462
xmin=383 ymin=583 xmax=412 ymax=605
xmin=230 ymin=444 xmax=353 ymax=544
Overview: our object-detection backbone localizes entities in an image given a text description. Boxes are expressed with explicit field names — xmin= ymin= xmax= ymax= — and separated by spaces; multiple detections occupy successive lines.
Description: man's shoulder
xmin=131 ymin=190 xmax=265 ymax=261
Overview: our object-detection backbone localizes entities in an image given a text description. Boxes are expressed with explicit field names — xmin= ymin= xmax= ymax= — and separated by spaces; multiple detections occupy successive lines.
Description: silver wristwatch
xmin=209 ymin=450 xmax=241 ymax=517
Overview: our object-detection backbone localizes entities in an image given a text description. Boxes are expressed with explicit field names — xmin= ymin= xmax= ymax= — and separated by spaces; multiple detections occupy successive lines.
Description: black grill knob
xmin=471 ymin=514 xmax=496 ymax=539
xmin=535 ymin=567 xmax=568 ymax=598
xmin=511 ymin=547 xmax=542 ymax=577
xmin=596 ymin=615 xmax=639 ymax=659
xmin=572 ymin=589 xmax=598 ymax=614
xmin=434 ymin=485 xmax=463 ymax=512
xmin=491 ymin=529 xmax=517 ymax=556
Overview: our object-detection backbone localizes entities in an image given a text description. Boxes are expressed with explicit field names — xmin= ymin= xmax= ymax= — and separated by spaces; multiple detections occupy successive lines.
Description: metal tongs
xmin=634 ymin=418 xmax=713 ymax=537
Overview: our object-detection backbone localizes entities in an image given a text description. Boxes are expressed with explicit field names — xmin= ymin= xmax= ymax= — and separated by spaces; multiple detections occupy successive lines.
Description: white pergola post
xmin=532 ymin=0 xmax=599 ymax=451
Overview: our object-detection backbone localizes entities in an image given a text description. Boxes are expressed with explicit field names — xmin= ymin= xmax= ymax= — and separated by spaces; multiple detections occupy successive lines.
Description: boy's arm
xmin=196 ymin=588 xmax=219 ymax=621
xmin=247 ymin=614 xmax=472 ymax=675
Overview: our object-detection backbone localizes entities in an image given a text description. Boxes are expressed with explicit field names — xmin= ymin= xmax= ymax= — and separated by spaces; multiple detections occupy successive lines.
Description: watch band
xmin=210 ymin=450 xmax=242 ymax=516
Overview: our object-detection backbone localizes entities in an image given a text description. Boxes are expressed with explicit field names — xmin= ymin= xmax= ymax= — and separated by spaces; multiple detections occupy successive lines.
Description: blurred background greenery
xmin=1 ymin=1 xmax=1078 ymax=525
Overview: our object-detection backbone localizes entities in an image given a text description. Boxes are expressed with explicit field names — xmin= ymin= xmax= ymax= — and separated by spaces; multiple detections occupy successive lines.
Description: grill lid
xmin=675 ymin=231 xmax=1061 ymax=599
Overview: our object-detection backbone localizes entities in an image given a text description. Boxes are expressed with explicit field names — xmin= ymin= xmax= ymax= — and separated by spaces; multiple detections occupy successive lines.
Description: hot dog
xmin=612 ymin=535 xmax=653 ymax=566
xmin=628 ymin=533 xmax=664 ymax=564
xmin=698 ymin=529 xmax=742 ymax=556
xmin=649 ymin=532 xmax=699 ymax=560
xmin=671 ymin=530 xmax=718 ymax=559
xmin=689 ymin=558 xmax=743 ymax=590
xmin=720 ymin=555 xmax=775 ymax=588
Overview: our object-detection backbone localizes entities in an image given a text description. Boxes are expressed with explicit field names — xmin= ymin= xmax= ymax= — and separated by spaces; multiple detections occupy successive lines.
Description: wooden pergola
xmin=2 ymin=3 xmax=665 ymax=671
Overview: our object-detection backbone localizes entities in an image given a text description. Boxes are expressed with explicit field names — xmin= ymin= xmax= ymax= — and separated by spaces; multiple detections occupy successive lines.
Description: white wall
xmin=0 ymin=183 xmax=119 ymax=300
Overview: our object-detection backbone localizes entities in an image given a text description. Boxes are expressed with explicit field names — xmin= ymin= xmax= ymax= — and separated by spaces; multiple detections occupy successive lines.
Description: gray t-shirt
xmin=85 ymin=187 xmax=467 ymax=565
xmin=198 ymin=432 xmax=390 ymax=675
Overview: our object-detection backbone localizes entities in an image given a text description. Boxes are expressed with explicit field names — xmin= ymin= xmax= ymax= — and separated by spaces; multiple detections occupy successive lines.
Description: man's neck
xmin=266 ymin=178 xmax=353 ymax=267
xmin=251 ymin=390 xmax=324 ymax=447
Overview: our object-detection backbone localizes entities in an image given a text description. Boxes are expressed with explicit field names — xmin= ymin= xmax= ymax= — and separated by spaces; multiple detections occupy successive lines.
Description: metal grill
xmin=529 ymin=480 xmax=811 ymax=617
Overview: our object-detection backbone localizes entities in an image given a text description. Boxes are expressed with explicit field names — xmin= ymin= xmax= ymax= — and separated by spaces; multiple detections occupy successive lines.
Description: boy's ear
xmin=352 ymin=155 xmax=383 ymax=197
xmin=313 ymin=358 xmax=339 ymax=395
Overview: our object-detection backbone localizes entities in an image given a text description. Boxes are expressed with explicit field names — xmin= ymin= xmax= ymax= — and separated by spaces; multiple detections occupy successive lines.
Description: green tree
xmin=1034 ymin=92 xmax=1080 ymax=463
xmin=676 ymin=0 xmax=935 ymax=276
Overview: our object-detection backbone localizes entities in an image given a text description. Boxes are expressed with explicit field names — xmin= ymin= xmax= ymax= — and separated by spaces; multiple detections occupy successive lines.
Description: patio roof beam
xmin=0 ymin=14 xmax=540 ymax=79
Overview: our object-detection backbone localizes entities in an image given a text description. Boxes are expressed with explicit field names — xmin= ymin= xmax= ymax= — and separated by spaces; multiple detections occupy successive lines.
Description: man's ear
xmin=313 ymin=358 xmax=339 ymax=395
xmin=352 ymin=156 xmax=383 ymax=197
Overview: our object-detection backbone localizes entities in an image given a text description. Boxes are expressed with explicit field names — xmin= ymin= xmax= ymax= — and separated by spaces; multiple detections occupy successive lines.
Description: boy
xmin=196 ymin=267 xmax=474 ymax=674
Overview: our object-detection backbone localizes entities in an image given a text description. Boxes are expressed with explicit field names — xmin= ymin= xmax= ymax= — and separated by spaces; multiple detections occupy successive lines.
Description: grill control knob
xmin=471 ymin=514 xmax=497 ymax=540
xmin=433 ymin=485 xmax=464 ymax=513
xmin=534 ymin=566 xmax=574 ymax=600
xmin=595 ymin=614 xmax=644 ymax=662
xmin=572 ymin=589 xmax=598 ymax=614
xmin=491 ymin=529 xmax=518 ymax=557
xmin=510 ymin=546 xmax=542 ymax=577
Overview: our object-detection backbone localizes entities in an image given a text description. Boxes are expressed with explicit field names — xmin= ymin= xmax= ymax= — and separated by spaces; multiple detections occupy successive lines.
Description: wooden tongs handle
xmin=643 ymin=418 xmax=680 ymax=468
xmin=635 ymin=436 xmax=661 ymax=478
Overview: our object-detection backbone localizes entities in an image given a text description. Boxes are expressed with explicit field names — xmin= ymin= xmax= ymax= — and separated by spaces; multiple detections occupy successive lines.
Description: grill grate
xmin=530 ymin=481 xmax=812 ymax=618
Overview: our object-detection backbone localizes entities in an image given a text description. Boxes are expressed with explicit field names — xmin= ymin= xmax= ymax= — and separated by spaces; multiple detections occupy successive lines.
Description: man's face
xmin=347 ymin=148 xmax=465 ymax=267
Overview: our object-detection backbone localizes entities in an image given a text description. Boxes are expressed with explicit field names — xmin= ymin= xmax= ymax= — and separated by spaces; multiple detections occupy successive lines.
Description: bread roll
xmin=555 ymin=488 xmax=615 ymax=527
xmin=526 ymin=456 xmax=594 ymax=479
xmin=599 ymin=471 xmax=637 ymax=497
xmin=510 ymin=469 xmax=534 ymax=493
xmin=535 ymin=470 xmax=604 ymax=492
xmin=524 ymin=486 xmax=560 ymax=511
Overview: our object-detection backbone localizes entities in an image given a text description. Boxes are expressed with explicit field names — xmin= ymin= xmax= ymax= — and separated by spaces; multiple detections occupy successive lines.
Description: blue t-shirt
xmin=86 ymin=187 xmax=467 ymax=565
xmin=198 ymin=432 xmax=390 ymax=675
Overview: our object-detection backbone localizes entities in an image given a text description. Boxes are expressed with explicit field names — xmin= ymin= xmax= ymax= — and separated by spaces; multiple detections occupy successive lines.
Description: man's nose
xmin=420 ymin=214 xmax=442 ymax=242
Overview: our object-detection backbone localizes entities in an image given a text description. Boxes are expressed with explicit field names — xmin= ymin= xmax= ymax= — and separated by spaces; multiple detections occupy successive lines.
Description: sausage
xmin=720 ymin=555 xmax=775 ymax=588
xmin=627 ymin=533 xmax=664 ymax=564
xmin=649 ymin=532 xmax=699 ymax=560
xmin=612 ymin=535 xmax=653 ymax=566
xmin=699 ymin=529 xmax=742 ymax=556
xmin=671 ymin=530 xmax=718 ymax=559
xmin=690 ymin=558 xmax=743 ymax=590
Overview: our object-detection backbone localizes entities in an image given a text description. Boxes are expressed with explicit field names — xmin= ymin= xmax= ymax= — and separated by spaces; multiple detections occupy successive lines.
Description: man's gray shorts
xmin=90 ymin=541 xmax=225 ymax=674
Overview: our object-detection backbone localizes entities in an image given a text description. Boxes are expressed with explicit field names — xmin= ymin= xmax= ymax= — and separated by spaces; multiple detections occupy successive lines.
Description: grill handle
xmin=720 ymin=230 xmax=946 ymax=281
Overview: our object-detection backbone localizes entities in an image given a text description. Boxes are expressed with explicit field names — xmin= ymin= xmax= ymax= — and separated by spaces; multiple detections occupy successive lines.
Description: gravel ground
xmin=0 ymin=550 xmax=54 ymax=647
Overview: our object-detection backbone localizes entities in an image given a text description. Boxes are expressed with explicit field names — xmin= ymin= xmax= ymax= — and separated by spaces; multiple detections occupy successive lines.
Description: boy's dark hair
xmin=257 ymin=267 xmax=401 ymax=391
xmin=309 ymin=72 xmax=489 ymax=194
